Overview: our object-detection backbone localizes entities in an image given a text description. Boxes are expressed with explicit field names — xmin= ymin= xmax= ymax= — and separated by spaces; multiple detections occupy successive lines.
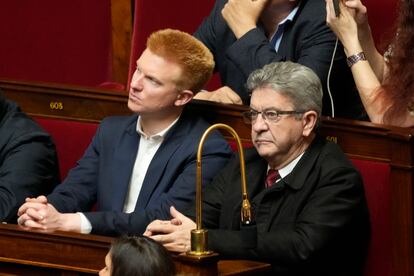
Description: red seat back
xmin=0 ymin=1 xmax=112 ymax=87
xmin=351 ymin=159 xmax=392 ymax=276
xmin=364 ymin=0 xmax=399 ymax=47
xmin=34 ymin=118 xmax=98 ymax=179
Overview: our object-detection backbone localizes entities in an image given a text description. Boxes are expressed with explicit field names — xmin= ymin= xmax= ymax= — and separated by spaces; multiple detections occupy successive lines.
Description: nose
xmin=130 ymin=70 xmax=144 ymax=91
xmin=252 ymin=113 xmax=269 ymax=133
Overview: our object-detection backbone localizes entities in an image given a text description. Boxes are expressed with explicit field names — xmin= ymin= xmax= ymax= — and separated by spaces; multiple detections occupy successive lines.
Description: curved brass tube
xmin=188 ymin=123 xmax=252 ymax=256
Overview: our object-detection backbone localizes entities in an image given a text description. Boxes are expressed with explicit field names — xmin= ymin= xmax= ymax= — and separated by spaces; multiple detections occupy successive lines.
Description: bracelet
xmin=346 ymin=52 xmax=367 ymax=67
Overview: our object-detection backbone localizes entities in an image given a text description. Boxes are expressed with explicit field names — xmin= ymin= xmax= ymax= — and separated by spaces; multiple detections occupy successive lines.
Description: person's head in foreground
xmin=99 ymin=236 xmax=175 ymax=276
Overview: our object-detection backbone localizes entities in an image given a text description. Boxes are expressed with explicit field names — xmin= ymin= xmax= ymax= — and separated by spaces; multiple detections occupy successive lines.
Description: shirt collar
xmin=284 ymin=5 xmax=299 ymax=23
xmin=268 ymin=5 xmax=299 ymax=45
xmin=136 ymin=116 xmax=180 ymax=140
xmin=272 ymin=5 xmax=299 ymax=33
xmin=267 ymin=151 xmax=304 ymax=179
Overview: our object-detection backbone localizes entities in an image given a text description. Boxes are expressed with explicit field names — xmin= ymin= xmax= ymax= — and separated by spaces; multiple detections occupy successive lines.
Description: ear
xmin=301 ymin=110 xmax=317 ymax=137
xmin=174 ymin=89 xmax=194 ymax=106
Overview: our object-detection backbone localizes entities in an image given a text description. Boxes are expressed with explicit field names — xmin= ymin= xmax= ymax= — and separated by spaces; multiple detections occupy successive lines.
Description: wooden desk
xmin=0 ymin=224 xmax=271 ymax=276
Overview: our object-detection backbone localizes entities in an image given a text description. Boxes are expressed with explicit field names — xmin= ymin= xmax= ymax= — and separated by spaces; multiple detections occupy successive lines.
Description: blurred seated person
xmin=17 ymin=29 xmax=232 ymax=236
xmin=193 ymin=0 xmax=366 ymax=120
xmin=99 ymin=236 xmax=175 ymax=276
xmin=326 ymin=0 xmax=414 ymax=126
xmin=0 ymin=92 xmax=58 ymax=222
xmin=145 ymin=61 xmax=370 ymax=275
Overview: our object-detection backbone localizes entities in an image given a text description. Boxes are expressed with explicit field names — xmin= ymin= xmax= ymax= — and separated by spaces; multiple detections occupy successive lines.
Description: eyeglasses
xmin=242 ymin=108 xmax=305 ymax=124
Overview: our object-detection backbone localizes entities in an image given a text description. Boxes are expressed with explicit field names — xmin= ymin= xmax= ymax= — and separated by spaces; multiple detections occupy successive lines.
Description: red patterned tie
xmin=265 ymin=169 xmax=280 ymax=188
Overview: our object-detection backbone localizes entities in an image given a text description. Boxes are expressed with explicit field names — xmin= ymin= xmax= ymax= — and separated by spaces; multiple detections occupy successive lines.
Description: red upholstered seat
xmin=34 ymin=118 xmax=98 ymax=180
xmin=227 ymin=140 xmax=254 ymax=152
xmin=351 ymin=159 xmax=391 ymax=276
xmin=0 ymin=1 xmax=113 ymax=87
xmin=364 ymin=0 xmax=398 ymax=48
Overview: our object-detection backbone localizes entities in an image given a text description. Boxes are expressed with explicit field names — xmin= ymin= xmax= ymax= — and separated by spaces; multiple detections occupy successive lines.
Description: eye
xmin=145 ymin=77 xmax=161 ymax=86
xmin=264 ymin=110 xmax=279 ymax=120
xmin=249 ymin=110 xmax=259 ymax=119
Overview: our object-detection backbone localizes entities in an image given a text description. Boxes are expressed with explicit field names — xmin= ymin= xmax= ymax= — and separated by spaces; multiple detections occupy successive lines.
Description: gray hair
xmin=246 ymin=61 xmax=323 ymax=117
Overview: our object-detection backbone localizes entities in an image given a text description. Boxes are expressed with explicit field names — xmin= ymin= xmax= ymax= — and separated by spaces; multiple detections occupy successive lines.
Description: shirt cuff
xmin=77 ymin=212 xmax=92 ymax=234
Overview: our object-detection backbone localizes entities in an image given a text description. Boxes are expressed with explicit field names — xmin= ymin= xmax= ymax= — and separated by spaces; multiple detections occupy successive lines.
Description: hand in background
xmin=342 ymin=0 xmax=368 ymax=27
xmin=326 ymin=0 xmax=360 ymax=53
xmin=194 ymin=86 xmax=243 ymax=105
xmin=221 ymin=0 xmax=268 ymax=39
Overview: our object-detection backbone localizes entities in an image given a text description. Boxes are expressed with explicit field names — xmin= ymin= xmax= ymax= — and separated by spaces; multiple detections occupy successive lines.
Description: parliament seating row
xmin=16 ymin=99 xmax=409 ymax=276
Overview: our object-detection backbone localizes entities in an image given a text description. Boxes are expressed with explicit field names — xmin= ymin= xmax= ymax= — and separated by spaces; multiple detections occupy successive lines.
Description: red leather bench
xmin=351 ymin=159 xmax=392 ymax=276
xmin=34 ymin=117 xmax=98 ymax=179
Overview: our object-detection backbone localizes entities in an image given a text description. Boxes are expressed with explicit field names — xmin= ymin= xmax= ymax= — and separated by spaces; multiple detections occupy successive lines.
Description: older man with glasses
xmin=145 ymin=61 xmax=370 ymax=275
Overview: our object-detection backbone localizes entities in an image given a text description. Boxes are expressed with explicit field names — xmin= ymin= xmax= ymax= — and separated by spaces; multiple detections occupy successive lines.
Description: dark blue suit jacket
xmin=195 ymin=0 xmax=366 ymax=119
xmin=48 ymin=112 xmax=232 ymax=236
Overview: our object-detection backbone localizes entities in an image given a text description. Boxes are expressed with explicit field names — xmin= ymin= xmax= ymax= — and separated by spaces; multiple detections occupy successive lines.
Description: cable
xmin=326 ymin=37 xmax=339 ymax=118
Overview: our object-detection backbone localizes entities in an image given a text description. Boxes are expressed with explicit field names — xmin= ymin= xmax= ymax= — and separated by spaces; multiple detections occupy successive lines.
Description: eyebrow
xmin=135 ymin=62 xmax=164 ymax=85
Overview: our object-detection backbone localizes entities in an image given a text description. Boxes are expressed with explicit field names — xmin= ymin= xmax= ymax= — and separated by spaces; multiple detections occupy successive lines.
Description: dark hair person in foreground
xmin=99 ymin=236 xmax=175 ymax=276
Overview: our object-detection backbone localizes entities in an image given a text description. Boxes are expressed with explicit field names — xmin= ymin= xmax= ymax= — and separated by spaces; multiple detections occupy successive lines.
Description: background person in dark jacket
xmin=0 ymin=91 xmax=59 ymax=222
xmin=193 ymin=0 xmax=366 ymax=119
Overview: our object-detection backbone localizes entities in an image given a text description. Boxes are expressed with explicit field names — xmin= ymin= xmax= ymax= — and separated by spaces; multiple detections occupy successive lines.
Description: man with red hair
xmin=17 ymin=29 xmax=232 ymax=236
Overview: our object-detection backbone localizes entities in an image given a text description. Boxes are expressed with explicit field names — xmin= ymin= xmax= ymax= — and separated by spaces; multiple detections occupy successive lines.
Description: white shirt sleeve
xmin=77 ymin=212 xmax=92 ymax=234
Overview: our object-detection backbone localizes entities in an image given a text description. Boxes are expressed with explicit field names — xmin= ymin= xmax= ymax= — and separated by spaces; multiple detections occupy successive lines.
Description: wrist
xmin=346 ymin=51 xmax=367 ymax=67
xmin=62 ymin=213 xmax=81 ymax=233
xmin=233 ymin=25 xmax=256 ymax=39
xmin=342 ymin=36 xmax=362 ymax=57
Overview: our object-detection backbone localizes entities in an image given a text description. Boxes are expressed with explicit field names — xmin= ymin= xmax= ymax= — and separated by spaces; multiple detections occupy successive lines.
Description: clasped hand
xmin=144 ymin=206 xmax=196 ymax=253
xmin=17 ymin=195 xmax=80 ymax=232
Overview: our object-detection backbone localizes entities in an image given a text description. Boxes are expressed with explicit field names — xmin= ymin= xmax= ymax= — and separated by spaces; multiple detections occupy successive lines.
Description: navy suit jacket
xmin=48 ymin=111 xmax=232 ymax=236
xmin=195 ymin=0 xmax=366 ymax=119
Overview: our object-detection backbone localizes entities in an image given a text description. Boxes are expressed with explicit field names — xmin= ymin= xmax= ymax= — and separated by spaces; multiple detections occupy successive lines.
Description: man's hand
xmin=194 ymin=86 xmax=243 ymax=105
xmin=222 ymin=0 xmax=268 ymax=39
xmin=17 ymin=196 xmax=81 ymax=233
xmin=144 ymin=206 xmax=196 ymax=253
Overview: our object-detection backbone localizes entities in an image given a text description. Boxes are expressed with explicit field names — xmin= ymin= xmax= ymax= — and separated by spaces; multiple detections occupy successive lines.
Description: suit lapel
xmin=111 ymin=119 xmax=140 ymax=211
xmin=246 ymin=154 xmax=268 ymax=198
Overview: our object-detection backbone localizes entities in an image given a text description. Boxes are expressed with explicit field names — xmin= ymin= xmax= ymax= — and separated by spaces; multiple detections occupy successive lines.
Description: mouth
xmin=254 ymin=139 xmax=272 ymax=145
xmin=129 ymin=91 xmax=140 ymax=103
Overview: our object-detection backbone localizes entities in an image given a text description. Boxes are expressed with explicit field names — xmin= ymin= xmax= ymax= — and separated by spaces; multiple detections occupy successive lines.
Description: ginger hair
xmin=147 ymin=29 xmax=214 ymax=93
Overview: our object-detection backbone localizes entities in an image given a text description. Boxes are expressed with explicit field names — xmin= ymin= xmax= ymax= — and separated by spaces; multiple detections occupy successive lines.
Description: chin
xmin=127 ymin=99 xmax=142 ymax=113
xmin=256 ymin=145 xmax=277 ymax=159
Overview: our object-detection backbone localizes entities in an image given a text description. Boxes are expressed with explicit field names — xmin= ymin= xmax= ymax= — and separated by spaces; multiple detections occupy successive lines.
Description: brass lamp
xmin=187 ymin=123 xmax=252 ymax=257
